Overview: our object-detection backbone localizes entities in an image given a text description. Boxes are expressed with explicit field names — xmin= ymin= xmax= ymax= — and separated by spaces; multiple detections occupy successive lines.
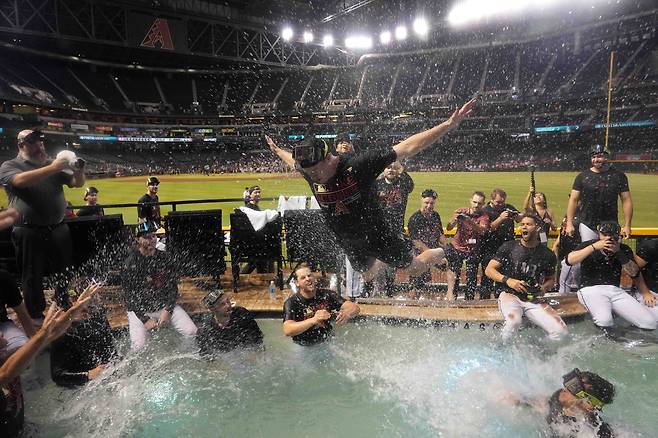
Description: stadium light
xmin=323 ymin=34 xmax=334 ymax=47
xmin=447 ymin=0 xmax=600 ymax=27
xmin=380 ymin=31 xmax=392 ymax=44
xmin=413 ymin=17 xmax=429 ymax=36
xmin=281 ymin=27 xmax=293 ymax=41
xmin=395 ymin=25 xmax=407 ymax=41
xmin=345 ymin=35 xmax=373 ymax=50
xmin=303 ymin=31 xmax=314 ymax=43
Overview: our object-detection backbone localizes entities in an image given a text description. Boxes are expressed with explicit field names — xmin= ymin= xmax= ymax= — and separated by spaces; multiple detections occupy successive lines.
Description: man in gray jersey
xmin=0 ymin=130 xmax=86 ymax=320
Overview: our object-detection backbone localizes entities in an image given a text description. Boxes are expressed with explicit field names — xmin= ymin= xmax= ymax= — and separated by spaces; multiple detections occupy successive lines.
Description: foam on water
xmin=24 ymin=319 xmax=657 ymax=437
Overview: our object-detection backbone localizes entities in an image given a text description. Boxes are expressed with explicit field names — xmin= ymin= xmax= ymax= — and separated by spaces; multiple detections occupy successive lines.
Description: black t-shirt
xmin=300 ymin=149 xmax=397 ymax=241
xmin=483 ymin=203 xmax=518 ymax=253
xmin=374 ymin=172 xmax=414 ymax=233
xmin=572 ymin=167 xmax=629 ymax=228
xmin=493 ymin=240 xmax=556 ymax=294
xmin=0 ymin=377 xmax=23 ymax=438
xmin=557 ymin=215 xmax=581 ymax=261
xmin=637 ymin=239 xmax=658 ymax=292
xmin=0 ymin=271 xmax=22 ymax=323
xmin=283 ymin=289 xmax=345 ymax=346
xmin=577 ymin=239 xmax=634 ymax=288
xmin=137 ymin=193 xmax=161 ymax=223
xmin=50 ymin=313 xmax=117 ymax=387
xmin=196 ymin=307 xmax=264 ymax=355
xmin=407 ymin=210 xmax=444 ymax=249
xmin=76 ymin=205 xmax=105 ymax=217
xmin=121 ymin=249 xmax=179 ymax=320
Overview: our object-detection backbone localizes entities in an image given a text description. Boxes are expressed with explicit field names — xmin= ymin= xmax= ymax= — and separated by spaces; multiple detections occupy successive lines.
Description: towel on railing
xmin=237 ymin=207 xmax=280 ymax=231
xmin=277 ymin=195 xmax=307 ymax=215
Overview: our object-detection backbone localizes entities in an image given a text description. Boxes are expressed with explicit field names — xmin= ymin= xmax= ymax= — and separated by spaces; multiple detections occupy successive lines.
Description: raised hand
xmin=447 ymin=98 xmax=476 ymax=128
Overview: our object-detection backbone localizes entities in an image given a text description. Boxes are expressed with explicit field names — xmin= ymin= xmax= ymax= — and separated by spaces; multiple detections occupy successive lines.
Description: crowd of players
xmin=0 ymin=97 xmax=657 ymax=437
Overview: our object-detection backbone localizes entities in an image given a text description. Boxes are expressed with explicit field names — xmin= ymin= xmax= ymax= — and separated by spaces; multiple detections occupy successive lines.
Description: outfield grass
xmin=1 ymin=171 xmax=656 ymax=227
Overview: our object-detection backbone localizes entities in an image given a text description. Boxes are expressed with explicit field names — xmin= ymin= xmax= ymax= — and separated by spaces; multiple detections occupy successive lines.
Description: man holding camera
xmin=445 ymin=191 xmax=490 ymax=300
xmin=485 ymin=214 xmax=568 ymax=342
xmin=0 ymin=129 xmax=86 ymax=320
xmin=566 ymin=221 xmax=656 ymax=331
xmin=480 ymin=188 xmax=521 ymax=299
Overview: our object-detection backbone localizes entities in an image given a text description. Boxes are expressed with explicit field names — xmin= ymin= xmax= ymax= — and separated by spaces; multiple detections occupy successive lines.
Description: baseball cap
xmin=19 ymin=130 xmax=45 ymax=144
xmin=590 ymin=144 xmax=610 ymax=156
xmin=147 ymin=176 xmax=160 ymax=186
xmin=84 ymin=186 xmax=99 ymax=200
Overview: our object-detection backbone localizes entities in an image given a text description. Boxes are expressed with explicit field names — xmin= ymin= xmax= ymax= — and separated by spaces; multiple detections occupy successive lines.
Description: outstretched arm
xmin=266 ymin=135 xmax=295 ymax=168
xmin=393 ymin=99 xmax=475 ymax=161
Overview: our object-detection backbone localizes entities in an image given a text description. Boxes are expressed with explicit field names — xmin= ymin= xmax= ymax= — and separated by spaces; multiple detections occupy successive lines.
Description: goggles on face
xmin=293 ymin=137 xmax=330 ymax=168
xmin=202 ymin=289 xmax=225 ymax=307
xmin=563 ymin=368 xmax=606 ymax=410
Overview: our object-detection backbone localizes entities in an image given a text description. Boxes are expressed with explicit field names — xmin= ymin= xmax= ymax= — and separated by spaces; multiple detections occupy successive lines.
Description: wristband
xmin=501 ymin=275 xmax=509 ymax=285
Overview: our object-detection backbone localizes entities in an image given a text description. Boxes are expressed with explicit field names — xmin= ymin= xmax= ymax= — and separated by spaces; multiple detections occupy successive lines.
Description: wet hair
xmin=292 ymin=263 xmax=312 ymax=280
xmin=472 ymin=191 xmax=485 ymax=199
xmin=491 ymin=188 xmax=506 ymax=199
xmin=421 ymin=189 xmax=437 ymax=199
xmin=521 ymin=212 xmax=542 ymax=225
xmin=248 ymin=185 xmax=261 ymax=195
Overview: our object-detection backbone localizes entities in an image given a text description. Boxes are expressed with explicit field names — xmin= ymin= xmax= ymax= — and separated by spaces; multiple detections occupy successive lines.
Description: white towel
xmin=238 ymin=207 xmax=279 ymax=231
xmin=277 ymin=195 xmax=307 ymax=216
xmin=309 ymin=195 xmax=320 ymax=210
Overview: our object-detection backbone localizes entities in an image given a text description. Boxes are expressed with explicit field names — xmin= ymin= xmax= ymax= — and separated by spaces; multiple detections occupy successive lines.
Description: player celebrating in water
xmin=266 ymin=99 xmax=475 ymax=285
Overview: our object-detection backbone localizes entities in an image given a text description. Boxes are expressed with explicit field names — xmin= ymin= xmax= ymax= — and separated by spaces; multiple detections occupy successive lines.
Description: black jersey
xmin=137 ymin=193 xmax=161 ymax=223
xmin=576 ymin=239 xmax=634 ymax=288
xmin=407 ymin=210 xmax=444 ymax=249
xmin=636 ymin=239 xmax=658 ymax=292
xmin=374 ymin=172 xmax=414 ymax=233
xmin=121 ymin=249 xmax=179 ymax=321
xmin=572 ymin=167 xmax=629 ymax=228
xmin=300 ymin=149 xmax=397 ymax=241
xmin=493 ymin=240 xmax=556 ymax=294
xmin=196 ymin=307 xmax=264 ymax=355
xmin=0 ymin=271 xmax=22 ymax=323
xmin=76 ymin=205 xmax=105 ymax=217
xmin=283 ymin=289 xmax=345 ymax=346
xmin=50 ymin=314 xmax=117 ymax=387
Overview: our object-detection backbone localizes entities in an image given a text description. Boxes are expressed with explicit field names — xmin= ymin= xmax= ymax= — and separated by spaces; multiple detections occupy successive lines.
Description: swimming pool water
xmin=24 ymin=319 xmax=657 ymax=437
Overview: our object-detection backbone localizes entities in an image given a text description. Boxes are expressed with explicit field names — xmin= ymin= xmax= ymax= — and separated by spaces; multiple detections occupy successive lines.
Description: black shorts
xmin=445 ymin=245 xmax=480 ymax=271
xmin=340 ymin=232 xmax=414 ymax=273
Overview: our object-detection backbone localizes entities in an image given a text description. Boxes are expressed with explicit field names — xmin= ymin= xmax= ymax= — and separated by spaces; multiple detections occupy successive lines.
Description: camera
xmin=504 ymin=208 xmax=519 ymax=218
xmin=457 ymin=213 xmax=469 ymax=221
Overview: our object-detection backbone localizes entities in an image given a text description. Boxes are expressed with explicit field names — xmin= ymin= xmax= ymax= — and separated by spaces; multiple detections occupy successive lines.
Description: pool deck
xmin=99 ymin=272 xmax=588 ymax=328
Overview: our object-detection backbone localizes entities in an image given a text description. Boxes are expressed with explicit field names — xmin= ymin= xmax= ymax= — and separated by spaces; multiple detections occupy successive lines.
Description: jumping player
xmin=266 ymin=99 xmax=475 ymax=283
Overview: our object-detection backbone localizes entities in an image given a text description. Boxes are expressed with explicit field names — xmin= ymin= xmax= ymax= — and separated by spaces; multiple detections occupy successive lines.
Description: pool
xmin=25 ymin=319 xmax=657 ymax=437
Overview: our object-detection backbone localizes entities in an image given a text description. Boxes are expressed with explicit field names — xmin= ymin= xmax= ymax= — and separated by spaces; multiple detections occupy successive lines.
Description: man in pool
xmin=485 ymin=214 xmax=568 ymax=343
xmin=266 ymin=98 xmax=475 ymax=284
xmin=196 ymin=289 xmax=263 ymax=355
xmin=545 ymin=369 xmax=616 ymax=438
xmin=283 ymin=265 xmax=360 ymax=346
xmin=121 ymin=221 xmax=197 ymax=351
